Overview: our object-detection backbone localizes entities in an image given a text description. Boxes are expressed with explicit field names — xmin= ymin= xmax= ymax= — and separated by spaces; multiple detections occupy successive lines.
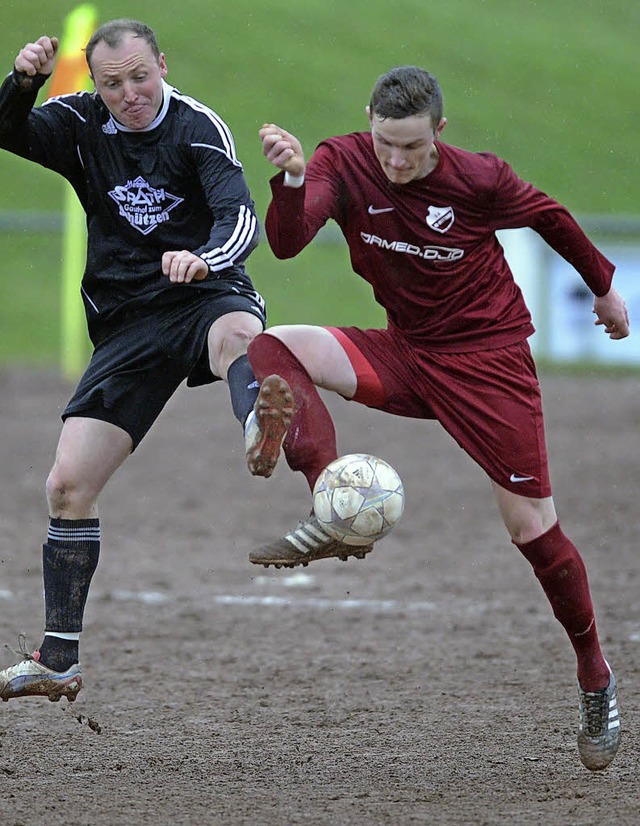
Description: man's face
xmin=90 ymin=33 xmax=167 ymax=130
xmin=369 ymin=111 xmax=445 ymax=184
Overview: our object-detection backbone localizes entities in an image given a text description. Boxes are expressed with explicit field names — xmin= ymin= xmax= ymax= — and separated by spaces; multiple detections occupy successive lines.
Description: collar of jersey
xmin=106 ymin=80 xmax=174 ymax=134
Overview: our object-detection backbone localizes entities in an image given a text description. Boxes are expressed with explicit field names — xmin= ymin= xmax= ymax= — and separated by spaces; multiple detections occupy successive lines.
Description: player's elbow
xmin=266 ymin=235 xmax=303 ymax=260
xmin=270 ymin=247 xmax=297 ymax=260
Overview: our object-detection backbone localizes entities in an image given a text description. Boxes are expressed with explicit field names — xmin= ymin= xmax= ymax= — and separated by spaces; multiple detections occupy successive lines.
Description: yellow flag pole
xmin=46 ymin=4 xmax=98 ymax=380
xmin=60 ymin=184 xmax=90 ymax=380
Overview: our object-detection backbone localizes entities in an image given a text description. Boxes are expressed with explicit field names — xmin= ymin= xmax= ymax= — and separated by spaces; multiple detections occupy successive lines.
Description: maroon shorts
xmin=327 ymin=326 xmax=551 ymax=499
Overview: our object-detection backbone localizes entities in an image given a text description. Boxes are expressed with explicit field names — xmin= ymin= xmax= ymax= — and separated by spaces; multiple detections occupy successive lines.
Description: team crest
xmin=426 ymin=205 xmax=455 ymax=234
xmin=108 ymin=176 xmax=184 ymax=235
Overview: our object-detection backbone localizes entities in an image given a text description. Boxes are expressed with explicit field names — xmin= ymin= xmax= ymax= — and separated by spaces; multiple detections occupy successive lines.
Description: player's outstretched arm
xmin=592 ymin=287 xmax=630 ymax=340
xmin=259 ymin=123 xmax=306 ymax=178
xmin=15 ymin=36 xmax=59 ymax=78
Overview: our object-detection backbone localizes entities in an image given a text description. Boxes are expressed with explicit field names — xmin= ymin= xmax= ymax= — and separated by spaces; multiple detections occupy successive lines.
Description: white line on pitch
xmin=105 ymin=589 xmax=435 ymax=612
xmin=213 ymin=595 xmax=437 ymax=612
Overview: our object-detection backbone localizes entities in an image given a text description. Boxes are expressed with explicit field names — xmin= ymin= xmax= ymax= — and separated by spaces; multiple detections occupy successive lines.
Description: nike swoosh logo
xmin=510 ymin=473 xmax=535 ymax=483
xmin=368 ymin=205 xmax=395 ymax=215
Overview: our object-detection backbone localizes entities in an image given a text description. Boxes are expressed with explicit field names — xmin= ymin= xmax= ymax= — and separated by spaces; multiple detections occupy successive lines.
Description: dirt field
xmin=0 ymin=366 xmax=638 ymax=825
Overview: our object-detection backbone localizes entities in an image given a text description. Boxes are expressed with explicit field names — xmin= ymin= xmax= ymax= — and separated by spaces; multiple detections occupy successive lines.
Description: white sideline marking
xmin=0 ymin=590 xmax=12 ymax=600
xmin=254 ymin=572 xmax=315 ymax=588
xmin=214 ymin=595 xmax=437 ymax=612
xmin=105 ymin=588 xmax=436 ymax=612
xmin=111 ymin=589 xmax=169 ymax=604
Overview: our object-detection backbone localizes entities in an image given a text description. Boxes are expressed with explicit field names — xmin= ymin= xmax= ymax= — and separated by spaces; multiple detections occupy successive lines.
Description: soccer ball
xmin=312 ymin=453 xmax=405 ymax=546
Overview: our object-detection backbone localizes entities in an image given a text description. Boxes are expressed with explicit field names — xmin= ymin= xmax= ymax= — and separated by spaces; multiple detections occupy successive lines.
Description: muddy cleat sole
xmin=250 ymin=514 xmax=374 ymax=568
xmin=0 ymin=645 xmax=82 ymax=703
xmin=246 ymin=375 xmax=295 ymax=478
xmin=577 ymin=669 xmax=621 ymax=771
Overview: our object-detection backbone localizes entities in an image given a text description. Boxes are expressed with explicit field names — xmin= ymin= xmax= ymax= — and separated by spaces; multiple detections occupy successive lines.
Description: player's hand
xmin=593 ymin=287 xmax=630 ymax=340
xmin=162 ymin=250 xmax=209 ymax=284
xmin=15 ymin=36 xmax=59 ymax=77
xmin=259 ymin=123 xmax=306 ymax=177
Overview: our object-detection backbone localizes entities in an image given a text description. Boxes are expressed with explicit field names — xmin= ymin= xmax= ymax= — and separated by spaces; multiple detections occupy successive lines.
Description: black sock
xmin=38 ymin=636 xmax=79 ymax=672
xmin=42 ymin=518 xmax=100 ymax=650
xmin=227 ymin=354 xmax=260 ymax=426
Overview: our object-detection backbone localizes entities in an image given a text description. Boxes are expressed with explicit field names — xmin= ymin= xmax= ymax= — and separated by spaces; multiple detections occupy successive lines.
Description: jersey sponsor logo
xmin=368 ymin=205 xmax=395 ymax=215
xmin=108 ymin=176 xmax=184 ymax=236
xmin=360 ymin=233 xmax=464 ymax=262
xmin=509 ymin=473 xmax=535 ymax=483
xmin=426 ymin=205 xmax=455 ymax=233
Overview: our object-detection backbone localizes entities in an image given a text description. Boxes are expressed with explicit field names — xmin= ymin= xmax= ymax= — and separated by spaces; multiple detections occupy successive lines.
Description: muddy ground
xmin=0 ymin=366 xmax=639 ymax=825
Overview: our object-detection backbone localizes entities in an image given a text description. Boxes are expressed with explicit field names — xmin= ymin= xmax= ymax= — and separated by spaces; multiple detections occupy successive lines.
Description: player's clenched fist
xmin=259 ymin=123 xmax=306 ymax=177
xmin=15 ymin=36 xmax=59 ymax=77
xmin=162 ymin=250 xmax=209 ymax=284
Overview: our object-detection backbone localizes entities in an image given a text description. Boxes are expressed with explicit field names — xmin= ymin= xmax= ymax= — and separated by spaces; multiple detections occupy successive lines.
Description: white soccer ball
xmin=312 ymin=453 xmax=405 ymax=546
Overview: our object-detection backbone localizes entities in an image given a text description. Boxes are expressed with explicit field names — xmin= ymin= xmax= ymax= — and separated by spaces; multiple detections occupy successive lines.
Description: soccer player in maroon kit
xmin=245 ymin=66 xmax=629 ymax=771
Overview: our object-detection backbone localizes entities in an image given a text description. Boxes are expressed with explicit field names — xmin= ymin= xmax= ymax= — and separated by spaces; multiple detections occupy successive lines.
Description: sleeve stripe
xmin=41 ymin=95 xmax=87 ymax=123
xmin=190 ymin=142 xmax=242 ymax=168
xmin=200 ymin=205 xmax=258 ymax=271
xmin=171 ymin=89 xmax=239 ymax=164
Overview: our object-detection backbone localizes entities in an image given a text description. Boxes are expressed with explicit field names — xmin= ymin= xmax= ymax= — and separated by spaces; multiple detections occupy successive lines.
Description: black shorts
xmin=63 ymin=285 xmax=266 ymax=448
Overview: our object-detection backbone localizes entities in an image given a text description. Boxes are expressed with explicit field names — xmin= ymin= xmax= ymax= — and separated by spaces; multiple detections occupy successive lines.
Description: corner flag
xmin=47 ymin=4 xmax=98 ymax=380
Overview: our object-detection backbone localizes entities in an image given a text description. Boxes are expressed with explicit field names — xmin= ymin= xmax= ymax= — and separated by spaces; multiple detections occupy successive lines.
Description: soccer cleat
xmin=0 ymin=637 xmax=82 ymax=703
xmin=245 ymin=374 xmax=295 ymax=478
xmin=249 ymin=514 xmax=374 ymax=568
xmin=577 ymin=669 xmax=621 ymax=771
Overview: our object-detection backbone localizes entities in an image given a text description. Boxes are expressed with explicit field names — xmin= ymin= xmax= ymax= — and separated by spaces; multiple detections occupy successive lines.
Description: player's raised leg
xmin=206 ymin=310 xmax=283 ymax=476
xmin=246 ymin=327 xmax=374 ymax=567
xmin=0 ymin=417 xmax=132 ymax=702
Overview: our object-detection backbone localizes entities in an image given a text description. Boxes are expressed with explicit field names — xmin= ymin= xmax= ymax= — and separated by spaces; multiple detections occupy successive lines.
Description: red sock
xmin=515 ymin=522 xmax=609 ymax=691
xmin=247 ymin=333 xmax=338 ymax=492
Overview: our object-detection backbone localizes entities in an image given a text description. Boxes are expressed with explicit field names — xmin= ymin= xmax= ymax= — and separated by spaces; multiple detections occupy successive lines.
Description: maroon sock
xmin=515 ymin=522 xmax=609 ymax=691
xmin=248 ymin=333 xmax=338 ymax=492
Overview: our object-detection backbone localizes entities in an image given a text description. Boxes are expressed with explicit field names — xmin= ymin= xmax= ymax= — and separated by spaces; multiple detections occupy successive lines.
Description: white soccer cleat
xmin=249 ymin=514 xmax=374 ymax=568
xmin=0 ymin=637 xmax=82 ymax=703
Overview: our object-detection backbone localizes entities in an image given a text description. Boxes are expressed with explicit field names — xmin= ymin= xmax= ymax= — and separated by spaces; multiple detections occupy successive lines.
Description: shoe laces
xmin=4 ymin=634 xmax=36 ymax=663
xmin=580 ymin=685 xmax=610 ymax=736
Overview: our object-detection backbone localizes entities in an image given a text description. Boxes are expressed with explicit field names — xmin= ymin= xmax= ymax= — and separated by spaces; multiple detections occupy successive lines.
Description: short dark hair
xmin=369 ymin=66 xmax=443 ymax=123
xmin=85 ymin=19 xmax=160 ymax=70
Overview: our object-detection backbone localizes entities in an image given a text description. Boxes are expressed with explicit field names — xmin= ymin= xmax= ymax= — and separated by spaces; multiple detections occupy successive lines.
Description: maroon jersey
xmin=265 ymin=133 xmax=614 ymax=352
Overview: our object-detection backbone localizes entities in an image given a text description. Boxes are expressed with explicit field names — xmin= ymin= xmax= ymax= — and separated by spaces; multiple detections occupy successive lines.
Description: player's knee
xmin=508 ymin=511 xmax=557 ymax=545
xmin=45 ymin=464 xmax=96 ymax=516
xmin=225 ymin=322 xmax=258 ymax=352
xmin=210 ymin=320 xmax=260 ymax=377
xmin=497 ymin=489 xmax=557 ymax=545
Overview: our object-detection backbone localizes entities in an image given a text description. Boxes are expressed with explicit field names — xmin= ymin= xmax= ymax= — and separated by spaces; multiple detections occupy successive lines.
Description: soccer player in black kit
xmin=246 ymin=66 xmax=629 ymax=770
xmin=0 ymin=20 xmax=291 ymax=703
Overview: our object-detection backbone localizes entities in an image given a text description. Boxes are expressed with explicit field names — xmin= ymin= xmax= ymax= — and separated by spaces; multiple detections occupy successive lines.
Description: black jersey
xmin=0 ymin=71 xmax=260 ymax=326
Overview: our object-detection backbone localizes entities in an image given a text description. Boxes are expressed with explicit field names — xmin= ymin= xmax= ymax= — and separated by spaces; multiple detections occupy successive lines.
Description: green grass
xmin=0 ymin=230 xmax=385 ymax=366
xmin=0 ymin=0 xmax=638 ymax=367
xmin=0 ymin=231 xmax=64 ymax=366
